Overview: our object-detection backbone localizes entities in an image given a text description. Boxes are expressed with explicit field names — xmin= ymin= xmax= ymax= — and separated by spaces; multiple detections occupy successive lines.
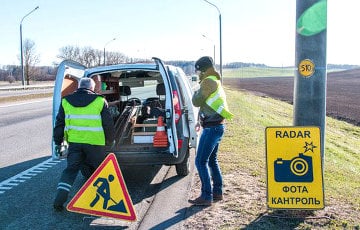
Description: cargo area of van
xmin=53 ymin=59 xmax=197 ymax=175
xmin=90 ymin=71 xmax=169 ymax=153
xmin=58 ymin=71 xmax=168 ymax=151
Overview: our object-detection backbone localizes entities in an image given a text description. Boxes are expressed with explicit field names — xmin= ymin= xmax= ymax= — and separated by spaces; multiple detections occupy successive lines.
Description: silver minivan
xmin=52 ymin=58 xmax=198 ymax=176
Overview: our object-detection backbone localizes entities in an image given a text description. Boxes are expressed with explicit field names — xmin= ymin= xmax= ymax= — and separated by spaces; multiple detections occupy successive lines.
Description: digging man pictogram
xmin=90 ymin=174 xmax=115 ymax=209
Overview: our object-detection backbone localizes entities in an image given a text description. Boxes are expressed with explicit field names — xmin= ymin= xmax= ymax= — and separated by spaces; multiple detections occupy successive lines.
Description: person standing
xmin=53 ymin=77 xmax=115 ymax=211
xmin=189 ymin=56 xmax=233 ymax=206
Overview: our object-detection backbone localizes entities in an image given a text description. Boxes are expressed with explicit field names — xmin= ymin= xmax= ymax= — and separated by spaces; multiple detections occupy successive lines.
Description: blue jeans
xmin=195 ymin=124 xmax=225 ymax=201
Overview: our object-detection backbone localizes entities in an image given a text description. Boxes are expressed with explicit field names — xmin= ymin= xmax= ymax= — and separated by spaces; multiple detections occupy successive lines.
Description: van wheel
xmin=81 ymin=163 xmax=94 ymax=179
xmin=175 ymin=149 xmax=190 ymax=176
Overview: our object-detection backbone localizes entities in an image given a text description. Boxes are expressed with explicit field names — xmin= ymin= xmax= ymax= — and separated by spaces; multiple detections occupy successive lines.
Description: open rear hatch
xmin=52 ymin=59 xmax=180 ymax=160
xmin=52 ymin=60 xmax=85 ymax=159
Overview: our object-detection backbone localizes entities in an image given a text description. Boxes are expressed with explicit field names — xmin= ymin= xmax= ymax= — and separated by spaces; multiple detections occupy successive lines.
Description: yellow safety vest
xmin=62 ymin=96 xmax=106 ymax=145
xmin=205 ymin=76 xmax=234 ymax=120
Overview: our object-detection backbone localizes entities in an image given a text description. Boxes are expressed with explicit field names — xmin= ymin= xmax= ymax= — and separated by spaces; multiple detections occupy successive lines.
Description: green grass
xmin=223 ymin=67 xmax=295 ymax=78
xmin=220 ymin=87 xmax=360 ymax=227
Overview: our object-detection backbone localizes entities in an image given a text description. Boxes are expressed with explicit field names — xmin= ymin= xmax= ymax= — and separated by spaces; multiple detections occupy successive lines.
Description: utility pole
xmin=103 ymin=38 xmax=116 ymax=65
xmin=202 ymin=34 xmax=216 ymax=64
xmin=294 ymin=0 xmax=327 ymax=158
xmin=20 ymin=6 xmax=39 ymax=88
xmin=202 ymin=0 xmax=222 ymax=81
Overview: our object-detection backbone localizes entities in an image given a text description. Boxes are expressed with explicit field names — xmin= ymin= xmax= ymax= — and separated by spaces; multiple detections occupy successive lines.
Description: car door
xmin=173 ymin=67 xmax=199 ymax=150
xmin=51 ymin=60 xmax=86 ymax=159
xmin=153 ymin=57 xmax=179 ymax=157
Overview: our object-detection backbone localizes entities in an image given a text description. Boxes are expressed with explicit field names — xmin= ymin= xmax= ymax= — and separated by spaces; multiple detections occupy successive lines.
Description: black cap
xmin=195 ymin=56 xmax=214 ymax=72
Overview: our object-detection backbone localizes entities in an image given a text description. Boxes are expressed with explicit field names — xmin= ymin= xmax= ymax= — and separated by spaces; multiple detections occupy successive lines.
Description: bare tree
xmin=58 ymin=45 xmax=129 ymax=67
xmin=81 ymin=46 xmax=97 ymax=67
xmin=57 ymin=46 xmax=81 ymax=63
xmin=106 ymin=51 xmax=128 ymax=65
xmin=58 ymin=45 xmax=98 ymax=67
xmin=94 ymin=49 xmax=103 ymax=66
xmin=23 ymin=39 xmax=40 ymax=85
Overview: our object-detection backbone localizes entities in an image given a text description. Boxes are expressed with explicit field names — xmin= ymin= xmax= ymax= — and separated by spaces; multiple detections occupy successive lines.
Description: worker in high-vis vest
xmin=189 ymin=56 xmax=233 ymax=206
xmin=53 ymin=77 xmax=115 ymax=212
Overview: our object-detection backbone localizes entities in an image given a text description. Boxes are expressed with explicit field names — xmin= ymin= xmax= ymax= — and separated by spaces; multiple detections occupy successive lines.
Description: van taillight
xmin=178 ymin=139 xmax=183 ymax=149
xmin=173 ymin=90 xmax=181 ymax=124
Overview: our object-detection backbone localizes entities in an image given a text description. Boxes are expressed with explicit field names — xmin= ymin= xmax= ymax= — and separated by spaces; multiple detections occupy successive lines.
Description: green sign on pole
xmin=297 ymin=0 xmax=327 ymax=36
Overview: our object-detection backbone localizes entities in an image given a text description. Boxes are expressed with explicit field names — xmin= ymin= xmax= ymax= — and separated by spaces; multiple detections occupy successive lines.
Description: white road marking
xmin=0 ymin=157 xmax=63 ymax=195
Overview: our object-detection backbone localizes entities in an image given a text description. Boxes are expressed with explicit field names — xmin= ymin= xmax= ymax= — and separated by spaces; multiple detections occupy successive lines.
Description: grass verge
xmin=217 ymin=87 xmax=360 ymax=229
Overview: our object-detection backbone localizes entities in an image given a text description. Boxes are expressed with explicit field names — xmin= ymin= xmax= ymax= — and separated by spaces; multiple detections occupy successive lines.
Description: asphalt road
xmin=0 ymin=99 xmax=53 ymax=180
xmin=0 ymin=98 xmax=195 ymax=229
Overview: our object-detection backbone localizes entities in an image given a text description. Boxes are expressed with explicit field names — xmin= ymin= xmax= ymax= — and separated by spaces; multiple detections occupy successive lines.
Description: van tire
xmin=175 ymin=149 xmax=190 ymax=176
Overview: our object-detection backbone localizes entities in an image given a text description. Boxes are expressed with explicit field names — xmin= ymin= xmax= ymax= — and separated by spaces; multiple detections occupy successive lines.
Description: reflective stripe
xmin=57 ymin=186 xmax=71 ymax=192
xmin=206 ymin=91 xmax=220 ymax=105
xmin=205 ymin=75 xmax=234 ymax=120
xmin=216 ymin=105 xmax=225 ymax=114
xmin=57 ymin=182 xmax=71 ymax=192
xmin=62 ymin=97 xmax=106 ymax=145
xmin=65 ymin=114 xmax=101 ymax=120
xmin=157 ymin=126 xmax=165 ymax=131
xmin=58 ymin=182 xmax=71 ymax=188
xmin=65 ymin=126 xmax=104 ymax=132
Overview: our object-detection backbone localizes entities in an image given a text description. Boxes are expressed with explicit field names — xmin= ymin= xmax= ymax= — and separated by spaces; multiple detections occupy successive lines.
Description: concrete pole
xmin=202 ymin=34 xmax=216 ymax=64
xmin=20 ymin=23 xmax=24 ymax=87
xmin=294 ymin=0 xmax=327 ymax=157
xmin=219 ymin=13 xmax=222 ymax=79
xmin=103 ymin=38 xmax=116 ymax=66
xmin=202 ymin=0 xmax=222 ymax=81
xmin=20 ymin=6 xmax=39 ymax=88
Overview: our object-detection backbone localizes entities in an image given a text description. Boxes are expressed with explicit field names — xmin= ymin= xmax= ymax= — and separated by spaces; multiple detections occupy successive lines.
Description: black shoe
xmin=213 ymin=194 xmax=223 ymax=201
xmin=53 ymin=204 xmax=64 ymax=212
xmin=188 ymin=197 xmax=212 ymax=206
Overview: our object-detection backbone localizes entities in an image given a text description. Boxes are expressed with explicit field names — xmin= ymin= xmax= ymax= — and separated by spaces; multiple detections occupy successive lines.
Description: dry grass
xmin=0 ymin=93 xmax=53 ymax=104
xmin=184 ymin=88 xmax=360 ymax=229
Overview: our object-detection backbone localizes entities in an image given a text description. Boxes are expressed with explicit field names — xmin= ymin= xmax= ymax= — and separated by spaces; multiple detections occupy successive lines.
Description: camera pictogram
xmin=274 ymin=153 xmax=313 ymax=182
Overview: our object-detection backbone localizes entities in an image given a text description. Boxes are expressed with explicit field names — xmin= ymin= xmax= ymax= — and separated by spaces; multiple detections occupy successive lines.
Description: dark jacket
xmin=192 ymin=74 xmax=224 ymax=127
xmin=53 ymin=88 xmax=115 ymax=145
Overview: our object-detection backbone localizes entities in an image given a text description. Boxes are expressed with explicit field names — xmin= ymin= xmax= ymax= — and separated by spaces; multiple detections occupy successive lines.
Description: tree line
xmin=0 ymin=40 xmax=133 ymax=84
xmin=1 ymin=39 xmax=358 ymax=85
xmin=0 ymin=40 xmax=197 ymax=84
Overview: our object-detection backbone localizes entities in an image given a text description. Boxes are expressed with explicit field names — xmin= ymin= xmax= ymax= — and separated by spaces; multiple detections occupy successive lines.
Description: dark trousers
xmin=54 ymin=143 xmax=107 ymax=206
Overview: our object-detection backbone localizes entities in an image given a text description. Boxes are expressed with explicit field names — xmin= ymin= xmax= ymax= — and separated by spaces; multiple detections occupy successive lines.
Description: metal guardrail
xmin=0 ymin=84 xmax=54 ymax=91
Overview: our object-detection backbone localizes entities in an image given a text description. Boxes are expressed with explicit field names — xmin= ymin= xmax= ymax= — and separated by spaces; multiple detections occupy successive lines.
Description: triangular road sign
xmin=67 ymin=153 xmax=136 ymax=221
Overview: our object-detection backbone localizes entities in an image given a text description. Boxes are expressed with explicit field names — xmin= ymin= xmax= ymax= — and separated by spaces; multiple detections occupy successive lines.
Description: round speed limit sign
xmin=298 ymin=59 xmax=315 ymax=77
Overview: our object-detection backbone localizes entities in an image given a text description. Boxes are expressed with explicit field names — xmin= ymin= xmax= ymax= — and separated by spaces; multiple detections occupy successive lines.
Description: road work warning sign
xmin=265 ymin=126 xmax=324 ymax=209
xmin=67 ymin=153 xmax=136 ymax=221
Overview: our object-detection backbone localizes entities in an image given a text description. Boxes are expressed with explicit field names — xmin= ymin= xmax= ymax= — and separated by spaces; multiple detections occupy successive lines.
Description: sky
xmin=0 ymin=0 xmax=359 ymax=67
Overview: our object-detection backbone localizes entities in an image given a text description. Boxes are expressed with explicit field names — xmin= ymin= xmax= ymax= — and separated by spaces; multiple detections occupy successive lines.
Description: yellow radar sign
xmin=298 ymin=59 xmax=315 ymax=77
xmin=265 ymin=126 xmax=324 ymax=210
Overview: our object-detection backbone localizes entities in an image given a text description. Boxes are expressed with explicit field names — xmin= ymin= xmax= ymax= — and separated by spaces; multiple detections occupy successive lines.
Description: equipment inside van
xmin=52 ymin=58 xmax=198 ymax=176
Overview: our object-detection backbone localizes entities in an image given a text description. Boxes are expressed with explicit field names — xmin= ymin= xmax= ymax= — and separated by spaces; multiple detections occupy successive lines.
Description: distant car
xmin=191 ymin=74 xmax=198 ymax=82
xmin=52 ymin=57 xmax=199 ymax=176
